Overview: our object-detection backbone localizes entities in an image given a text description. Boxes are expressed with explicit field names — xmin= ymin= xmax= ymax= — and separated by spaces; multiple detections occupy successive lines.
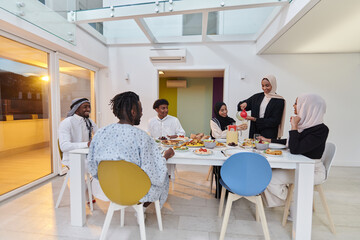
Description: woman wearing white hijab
xmin=238 ymin=75 xmax=286 ymax=139
xmin=260 ymin=93 xmax=329 ymax=208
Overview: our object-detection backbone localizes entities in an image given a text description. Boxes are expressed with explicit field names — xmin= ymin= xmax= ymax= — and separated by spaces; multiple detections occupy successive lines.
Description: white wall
xmin=100 ymin=43 xmax=360 ymax=166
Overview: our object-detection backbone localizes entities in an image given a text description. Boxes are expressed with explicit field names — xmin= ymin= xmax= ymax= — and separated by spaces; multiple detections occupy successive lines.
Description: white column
xmin=69 ymin=152 xmax=86 ymax=226
xmin=292 ymin=163 xmax=315 ymax=240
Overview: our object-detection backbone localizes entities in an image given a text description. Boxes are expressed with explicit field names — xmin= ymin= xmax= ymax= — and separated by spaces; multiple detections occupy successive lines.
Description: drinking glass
xmin=253 ymin=134 xmax=261 ymax=142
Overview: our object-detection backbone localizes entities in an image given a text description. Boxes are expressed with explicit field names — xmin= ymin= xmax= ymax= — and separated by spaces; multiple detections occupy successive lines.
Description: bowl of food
xmin=255 ymin=140 xmax=269 ymax=150
xmin=203 ymin=139 xmax=216 ymax=149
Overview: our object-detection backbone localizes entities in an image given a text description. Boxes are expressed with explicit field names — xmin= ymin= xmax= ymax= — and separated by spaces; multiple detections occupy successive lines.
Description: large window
xmin=0 ymin=36 xmax=52 ymax=196
xmin=59 ymin=59 xmax=95 ymax=121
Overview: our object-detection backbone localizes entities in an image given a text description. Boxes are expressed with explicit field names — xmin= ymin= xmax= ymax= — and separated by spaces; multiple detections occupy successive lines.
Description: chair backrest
xmin=220 ymin=152 xmax=272 ymax=196
xmin=98 ymin=160 xmax=151 ymax=205
xmin=57 ymin=139 xmax=63 ymax=160
xmin=320 ymin=142 xmax=336 ymax=181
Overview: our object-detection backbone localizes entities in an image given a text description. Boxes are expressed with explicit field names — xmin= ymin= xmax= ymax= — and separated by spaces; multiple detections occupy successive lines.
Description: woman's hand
xmin=290 ymin=116 xmax=301 ymax=130
xmin=258 ymin=136 xmax=271 ymax=143
xmin=237 ymin=123 xmax=248 ymax=131
xmin=163 ymin=148 xmax=175 ymax=160
xmin=245 ymin=116 xmax=256 ymax=122
xmin=240 ymin=102 xmax=247 ymax=110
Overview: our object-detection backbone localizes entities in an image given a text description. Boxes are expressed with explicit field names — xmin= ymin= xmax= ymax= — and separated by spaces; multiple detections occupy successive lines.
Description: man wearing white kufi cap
xmin=58 ymin=97 xmax=98 ymax=166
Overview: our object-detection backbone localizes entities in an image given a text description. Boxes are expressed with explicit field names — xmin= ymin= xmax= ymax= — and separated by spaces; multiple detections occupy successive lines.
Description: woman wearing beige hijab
xmin=260 ymin=93 xmax=329 ymax=209
xmin=238 ymin=75 xmax=286 ymax=139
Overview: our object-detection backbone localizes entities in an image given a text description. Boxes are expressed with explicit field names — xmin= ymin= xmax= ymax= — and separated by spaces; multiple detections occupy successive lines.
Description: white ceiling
xmin=264 ymin=0 xmax=360 ymax=54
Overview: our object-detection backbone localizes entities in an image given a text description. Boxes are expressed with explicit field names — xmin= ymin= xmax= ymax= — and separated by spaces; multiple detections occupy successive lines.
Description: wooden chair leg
xmin=206 ymin=166 xmax=213 ymax=180
xmin=219 ymin=193 xmax=235 ymax=240
xmin=256 ymin=203 xmax=260 ymax=222
xmin=210 ymin=170 xmax=214 ymax=194
xmin=218 ymin=187 xmax=227 ymax=217
xmin=255 ymin=195 xmax=271 ymax=240
xmin=282 ymin=184 xmax=294 ymax=226
xmin=316 ymin=185 xmax=336 ymax=234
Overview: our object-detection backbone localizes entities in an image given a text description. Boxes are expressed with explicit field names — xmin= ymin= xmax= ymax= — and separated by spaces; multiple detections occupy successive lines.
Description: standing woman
xmin=238 ymin=75 xmax=285 ymax=139
xmin=260 ymin=93 xmax=329 ymax=208
xmin=210 ymin=102 xmax=247 ymax=139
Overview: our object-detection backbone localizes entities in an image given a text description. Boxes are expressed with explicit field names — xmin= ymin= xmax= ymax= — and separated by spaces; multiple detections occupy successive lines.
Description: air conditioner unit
xmin=149 ymin=48 xmax=186 ymax=63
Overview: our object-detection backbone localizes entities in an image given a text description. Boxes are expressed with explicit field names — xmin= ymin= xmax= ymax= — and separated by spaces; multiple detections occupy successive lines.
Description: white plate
xmin=269 ymin=143 xmax=287 ymax=149
xmin=215 ymin=138 xmax=226 ymax=143
xmin=225 ymin=149 xmax=242 ymax=156
xmin=194 ymin=150 xmax=213 ymax=156
xmin=264 ymin=153 xmax=283 ymax=157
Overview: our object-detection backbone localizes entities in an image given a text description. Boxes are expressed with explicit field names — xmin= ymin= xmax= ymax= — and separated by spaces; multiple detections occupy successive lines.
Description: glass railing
xmin=0 ymin=0 xmax=76 ymax=44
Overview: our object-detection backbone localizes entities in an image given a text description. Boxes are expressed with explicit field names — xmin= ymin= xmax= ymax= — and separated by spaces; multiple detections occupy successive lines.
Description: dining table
xmin=68 ymin=145 xmax=315 ymax=240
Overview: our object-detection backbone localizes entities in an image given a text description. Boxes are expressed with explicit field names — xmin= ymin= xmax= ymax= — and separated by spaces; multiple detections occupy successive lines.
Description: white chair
xmin=98 ymin=160 xmax=163 ymax=240
xmin=55 ymin=141 xmax=93 ymax=211
xmin=282 ymin=142 xmax=336 ymax=234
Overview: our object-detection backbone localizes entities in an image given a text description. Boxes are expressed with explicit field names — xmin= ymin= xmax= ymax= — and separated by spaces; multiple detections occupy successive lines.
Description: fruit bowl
xmin=255 ymin=141 xmax=269 ymax=150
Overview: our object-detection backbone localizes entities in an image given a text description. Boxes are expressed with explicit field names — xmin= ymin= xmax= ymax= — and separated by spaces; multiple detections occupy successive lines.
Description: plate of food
xmin=215 ymin=141 xmax=227 ymax=148
xmin=269 ymin=143 xmax=287 ymax=149
xmin=161 ymin=139 xmax=183 ymax=147
xmin=241 ymin=138 xmax=255 ymax=148
xmin=183 ymin=139 xmax=204 ymax=148
xmin=173 ymin=146 xmax=189 ymax=152
xmin=194 ymin=148 xmax=213 ymax=156
xmin=264 ymin=149 xmax=283 ymax=156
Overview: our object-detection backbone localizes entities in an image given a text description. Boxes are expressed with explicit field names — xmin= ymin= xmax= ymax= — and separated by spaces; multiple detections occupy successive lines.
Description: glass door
xmin=57 ymin=57 xmax=97 ymax=173
xmin=0 ymin=35 xmax=53 ymax=196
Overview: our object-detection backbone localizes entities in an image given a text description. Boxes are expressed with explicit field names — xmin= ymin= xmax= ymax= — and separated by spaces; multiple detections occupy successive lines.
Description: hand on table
xmin=164 ymin=148 xmax=175 ymax=160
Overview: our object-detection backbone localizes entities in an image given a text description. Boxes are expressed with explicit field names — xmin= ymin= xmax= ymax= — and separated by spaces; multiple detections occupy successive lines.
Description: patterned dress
xmin=87 ymin=123 xmax=169 ymax=207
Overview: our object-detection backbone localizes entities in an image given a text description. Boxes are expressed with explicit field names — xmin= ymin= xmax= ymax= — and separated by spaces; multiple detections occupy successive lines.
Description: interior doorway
xmin=158 ymin=70 xmax=224 ymax=137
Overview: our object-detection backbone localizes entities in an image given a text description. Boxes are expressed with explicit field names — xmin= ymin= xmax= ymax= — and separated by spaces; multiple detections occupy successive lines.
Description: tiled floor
xmin=0 ymin=165 xmax=359 ymax=240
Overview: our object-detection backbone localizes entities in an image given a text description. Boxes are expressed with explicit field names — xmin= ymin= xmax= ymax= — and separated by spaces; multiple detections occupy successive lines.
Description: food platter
xmin=269 ymin=143 xmax=287 ymax=149
xmin=161 ymin=139 xmax=183 ymax=147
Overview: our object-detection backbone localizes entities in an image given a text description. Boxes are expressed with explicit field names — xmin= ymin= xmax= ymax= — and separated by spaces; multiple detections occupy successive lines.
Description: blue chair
xmin=218 ymin=152 xmax=272 ymax=240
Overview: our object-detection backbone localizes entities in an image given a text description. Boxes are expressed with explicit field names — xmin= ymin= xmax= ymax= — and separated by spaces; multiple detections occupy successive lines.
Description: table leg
xmin=69 ymin=153 xmax=86 ymax=227
xmin=292 ymin=163 xmax=315 ymax=240
xmin=168 ymin=164 xmax=176 ymax=191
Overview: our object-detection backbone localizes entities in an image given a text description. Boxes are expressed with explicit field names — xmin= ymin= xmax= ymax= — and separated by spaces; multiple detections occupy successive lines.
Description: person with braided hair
xmin=88 ymin=91 xmax=174 ymax=208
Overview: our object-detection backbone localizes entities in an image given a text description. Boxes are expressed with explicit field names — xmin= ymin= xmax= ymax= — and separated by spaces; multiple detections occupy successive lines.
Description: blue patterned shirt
xmin=87 ymin=123 xmax=169 ymax=206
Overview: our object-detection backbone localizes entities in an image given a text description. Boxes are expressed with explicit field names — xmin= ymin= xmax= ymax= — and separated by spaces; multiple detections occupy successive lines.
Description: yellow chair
xmin=98 ymin=160 xmax=163 ymax=240
xmin=55 ymin=140 xmax=93 ymax=211
xmin=282 ymin=142 xmax=336 ymax=234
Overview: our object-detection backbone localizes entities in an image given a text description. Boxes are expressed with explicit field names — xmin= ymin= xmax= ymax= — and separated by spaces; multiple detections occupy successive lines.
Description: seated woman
xmin=87 ymin=91 xmax=174 ymax=209
xmin=259 ymin=93 xmax=329 ymax=209
xmin=210 ymin=102 xmax=247 ymax=139
xmin=210 ymin=102 xmax=247 ymax=198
